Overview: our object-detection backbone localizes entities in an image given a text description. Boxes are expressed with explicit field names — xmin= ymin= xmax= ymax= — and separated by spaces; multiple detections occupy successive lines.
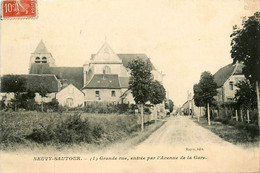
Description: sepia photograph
xmin=0 ymin=0 xmax=259 ymax=172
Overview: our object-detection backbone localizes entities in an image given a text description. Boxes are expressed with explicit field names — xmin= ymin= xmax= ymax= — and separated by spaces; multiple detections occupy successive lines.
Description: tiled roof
xmin=1 ymin=74 xmax=60 ymax=92
xmin=50 ymin=67 xmax=83 ymax=89
xmin=119 ymin=77 xmax=129 ymax=88
xmin=233 ymin=63 xmax=244 ymax=75
xmin=83 ymin=74 xmax=121 ymax=89
xmin=213 ymin=63 xmax=244 ymax=87
xmin=29 ymin=64 xmax=83 ymax=89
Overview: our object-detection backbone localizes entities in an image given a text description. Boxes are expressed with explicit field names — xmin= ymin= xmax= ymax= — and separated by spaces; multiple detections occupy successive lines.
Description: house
xmin=120 ymin=89 xmax=135 ymax=104
xmin=56 ymin=84 xmax=84 ymax=107
xmin=213 ymin=62 xmax=245 ymax=104
xmin=181 ymin=99 xmax=205 ymax=116
xmin=0 ymin=74 xmax=61 ymax=104
xmin=82 ymin=41 xmax=165 ymax=104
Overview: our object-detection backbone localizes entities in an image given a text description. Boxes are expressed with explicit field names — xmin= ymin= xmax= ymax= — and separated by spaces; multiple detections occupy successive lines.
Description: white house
xmin=213 ymin=62 xmax=245 ymax=104
xmin=56 ymin=84 xmax=84 ymax=107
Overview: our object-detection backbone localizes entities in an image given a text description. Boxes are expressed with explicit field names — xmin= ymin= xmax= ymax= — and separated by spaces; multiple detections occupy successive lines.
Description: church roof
xmin=29 ymin=64 xmax=83 ymax=89
xmin=213 ymin=63 xmax=244 ymax=87
xmin=90 ymin=53 xmax=156 ymax=70
xmin=34 ymin=40 xmax=49 ymax=54
xmin=83 ymin=74 xmax=121 ymax=89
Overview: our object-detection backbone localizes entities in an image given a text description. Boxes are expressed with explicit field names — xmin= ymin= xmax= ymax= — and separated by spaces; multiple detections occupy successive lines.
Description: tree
xmin=234 ymin=80 xmax=257 ymax=109
xmin=168 ymin=99 xmax=174 ymax=113
xmin=194 ymin=71 xmax=218 ymax=125
xmin=127 ymin=58 xmax=153 ymax=131
xmin=33 ymin=83 xmax=49 ymax=112
xmin=193 ymin=83 xmax=204 ymax=121
xmin=230 ymin=12 xmax=260 ymax=127
xmin=1 ymin=75 xmax=27 ymax=111
xmin=149 ymin=80 xmax=166 ymax=122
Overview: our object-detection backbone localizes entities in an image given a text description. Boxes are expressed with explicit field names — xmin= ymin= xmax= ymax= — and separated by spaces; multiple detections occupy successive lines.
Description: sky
xmin=0 ymin=0 xmax=259 ymax=106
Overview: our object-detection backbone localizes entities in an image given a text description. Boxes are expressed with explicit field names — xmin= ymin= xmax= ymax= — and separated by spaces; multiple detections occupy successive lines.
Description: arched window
xmin=35 ymin=57 xmax=40 ymax=63
xmin=42 ymin=57 xmax=47 ymax=63
xmin=103 ymin=66 xmax=111 ymax=74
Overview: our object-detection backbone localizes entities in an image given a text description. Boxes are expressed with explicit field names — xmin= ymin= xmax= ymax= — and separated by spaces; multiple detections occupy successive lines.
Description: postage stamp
xmin=1 ymin=0 xmax=37 ymax=19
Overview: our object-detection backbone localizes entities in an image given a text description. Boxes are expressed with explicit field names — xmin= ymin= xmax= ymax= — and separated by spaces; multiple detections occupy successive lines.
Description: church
xmin=29 ymin=40 xmax=165 ymax=107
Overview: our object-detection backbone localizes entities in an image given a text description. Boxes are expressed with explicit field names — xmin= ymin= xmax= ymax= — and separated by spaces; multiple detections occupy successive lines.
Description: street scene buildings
xmin=1 ymin=40 xmax=165 ymax=108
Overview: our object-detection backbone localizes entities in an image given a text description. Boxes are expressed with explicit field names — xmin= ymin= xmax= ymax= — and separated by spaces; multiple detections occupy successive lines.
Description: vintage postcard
xmin=0 ymin=0 xmax=260 ymax=172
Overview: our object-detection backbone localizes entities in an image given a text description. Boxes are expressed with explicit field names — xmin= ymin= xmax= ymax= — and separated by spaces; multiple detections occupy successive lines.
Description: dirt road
xmin=128 ymin=116 xmax=260 ymax=172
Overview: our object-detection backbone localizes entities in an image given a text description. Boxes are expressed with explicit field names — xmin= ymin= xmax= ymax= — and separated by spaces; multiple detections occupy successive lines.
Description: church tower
xmin=29 ymin=40 xmax=56 ymax=67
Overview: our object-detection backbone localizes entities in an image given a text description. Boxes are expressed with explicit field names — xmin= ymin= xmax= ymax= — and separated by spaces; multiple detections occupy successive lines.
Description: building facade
xmin=213 ymin=62 xmax=245 ymax=104
xmin=56 ymin=84 xmax=85 ymax=107
xmin=28 ymin=40 xmax=165 ymax=106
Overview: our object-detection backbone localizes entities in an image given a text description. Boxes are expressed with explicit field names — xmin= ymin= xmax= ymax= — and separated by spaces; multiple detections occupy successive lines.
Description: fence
xmin=211 ymin=108 xmax=258 ymax=124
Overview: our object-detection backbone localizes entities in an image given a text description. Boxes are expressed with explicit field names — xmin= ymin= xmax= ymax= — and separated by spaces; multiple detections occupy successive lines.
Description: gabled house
xmin=82 ymin=74 xmax=122 ymax=102
xmin=56 ymin=84 xmax=84 ymax=107
xmin=82 ymin=41 xmax=165 ymax=104
xmin=213 ymin=62 xmax=245 ymax=104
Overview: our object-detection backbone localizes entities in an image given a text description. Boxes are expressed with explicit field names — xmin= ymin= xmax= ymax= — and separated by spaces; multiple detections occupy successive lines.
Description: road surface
xmin=127 ymin=115 xmax=260 ymax=172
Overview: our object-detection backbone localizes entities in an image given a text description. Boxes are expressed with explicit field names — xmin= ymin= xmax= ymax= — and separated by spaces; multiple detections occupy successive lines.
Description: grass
xmin=0 ymin=111 xmax=164 ymax=154
xmin=192 ymin=116 xmax=259 ymax=148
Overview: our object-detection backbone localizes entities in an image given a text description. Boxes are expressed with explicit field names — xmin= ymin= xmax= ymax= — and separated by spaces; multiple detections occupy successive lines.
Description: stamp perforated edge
xmin=1 ymin=0 xmax=38 ymax=20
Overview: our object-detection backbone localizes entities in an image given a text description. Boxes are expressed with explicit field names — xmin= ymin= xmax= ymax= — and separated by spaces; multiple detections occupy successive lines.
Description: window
xmin=95 ymin=91 xmax=100 ymax=97
xmin=229 ymin=81 xmax=234 ymax=90
xmin=66 ymin=98 xmax=73 ymax=107
xmin=42 ymin=57 xmax=47 ymax=63
xmin=227 ymin=97 xmax=233 ymax=101
xmin=111 ymin=91 xmax=116 ymax=97
xmin=35 ymin=57 xmax=40 ymax=63
xmin=103 ymin=66 xmax=111 ymax=74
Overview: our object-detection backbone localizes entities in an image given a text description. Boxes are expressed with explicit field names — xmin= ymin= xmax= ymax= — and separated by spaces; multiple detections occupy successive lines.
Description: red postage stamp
xmin=2 ymin=0 xmax=37 ymax=19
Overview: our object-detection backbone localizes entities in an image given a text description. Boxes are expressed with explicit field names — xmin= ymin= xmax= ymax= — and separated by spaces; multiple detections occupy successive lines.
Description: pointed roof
xmin=213 ymin=63 xmax=244 ymax=87
xmin=34 ymin=40 xmax=49 ymax=53
xmin=90 ymin=41 xmax=122 ymax=63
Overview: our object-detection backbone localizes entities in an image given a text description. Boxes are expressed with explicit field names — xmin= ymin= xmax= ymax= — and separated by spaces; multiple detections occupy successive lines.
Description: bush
xmin=0 ymin=112 xmax=139 ymax=149
xmin=84 ymin=102 xmax=132 ymax=114
xmin=221 ymin=118 xmax=230 ymax=125
xmin=26 ymin=113 xmax=102 ymax=144
xmin=244 ymin=124 xmax=259 ymax=138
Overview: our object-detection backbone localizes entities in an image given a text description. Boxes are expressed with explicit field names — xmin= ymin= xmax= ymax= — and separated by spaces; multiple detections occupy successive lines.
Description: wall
xmin=34 ymin=93 xmax=56 ymax=103
xmin=223 ymin=74 xmax=244 ymax=102
xmin=91 ymin=64 xmax=128 ymax=77
xmin=182 ymin=99 xmax=204 ymax=117
xmin=30 ymin=53 xmax=55 ymax=67
xmin=152 ymin=70 xmax=164 ymax=83
xmin=121 ymin=90 xmax=135 ymax=104
xmin=56 ymin=84 xmax=84 ymax=107
xmin=83 ymin=89 xmax=122 ymax=102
